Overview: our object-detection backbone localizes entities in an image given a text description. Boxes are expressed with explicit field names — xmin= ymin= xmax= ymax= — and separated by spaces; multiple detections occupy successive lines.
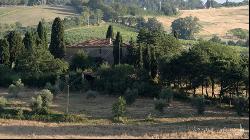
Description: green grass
xmin=64 ymin=23 xmax=138 ymax=45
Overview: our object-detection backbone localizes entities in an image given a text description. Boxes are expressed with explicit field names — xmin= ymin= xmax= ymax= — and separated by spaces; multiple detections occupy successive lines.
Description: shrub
xmin=86 ymin=90 xmax=98 ymax=99
xmin=0 ymin=97 xmax=7 ymax=109
xmin=192 ymin=96 xmax=206 ymax=115
xmin=96 ymin=64 xmax=135 ymax=95
xmin=234 ymin=96 xmax=248 ymax=116
xmin=0 ymin=65 xmax=19 ymax=87
xmin=112 ymin=96 xmax=126 ymax=119
xmin=30 ymin=95 xmax=43 ymax=113
xmin=31 ymin=89 xmax=53 ymax=114
xmin=229 ymin=28 xmax=249 ymax=40
xmin=124 ymin=88 xmax=138 ymax=105
xmin=144 ymin=113 xmax=155 ymax=122
xmin=159 ymin=87 xmax=174 ymax=105
xmin=8 ymin=79 xmax=24 ymax=98
xmin=154 ymin=99 xmax=166 ymax=113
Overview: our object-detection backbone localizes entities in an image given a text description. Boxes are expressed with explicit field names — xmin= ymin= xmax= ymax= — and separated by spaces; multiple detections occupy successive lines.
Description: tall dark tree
xmin=49 ymin=17 xmax=65 ymax=59
xmin=6 ymin=31 xmax=24 ymax=67
xmin=137 ymin=44 xmax=144 ymax=69
xmin=143 ymin=45 xmax=151 ymax=73
xmin=106 ymin=25 xmax=114 ymax=39
xmin=0 ymin=39 xmax=10 ymax=66
xmin=150 ymin=46 xmax=158 ymax=79
xmin=23 ymin=31 xmax=36 ymax=51
xmin=126 ymin=38 xmax=137 ymax=65
xmin=37 ymin=21 xmax=48 ymax=48
xmin=113 ymin=32 xmax=123 ymax=65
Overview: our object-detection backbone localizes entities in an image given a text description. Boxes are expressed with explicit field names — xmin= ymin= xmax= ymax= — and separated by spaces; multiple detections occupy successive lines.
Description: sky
xmin=201 ymin=0 xmax=245 ymax=3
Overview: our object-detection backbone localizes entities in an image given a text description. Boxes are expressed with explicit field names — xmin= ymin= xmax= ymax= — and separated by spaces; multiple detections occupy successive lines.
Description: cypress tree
xmin=126 ymin=38 xmax=137 ymax=65
xmin=37 ymin=21 xmax=48 ymax=48
xmin=138 ymin=44 xmax=144 ymax=69
xmin=150 ymin=46 xmax=158 ymax=79
xmin=23 ymin=31 xmax=36 ymax=51
xmin=49 ymin=17 xmax=65 ymax=59
xmin=106 ymin=25 xmax=114 ymax=39
xmin=6 ymin=31 xmax=24 ymax=67
xmin=0 ymin=39 xmax=10 ymax=66
xmin=113 ymin=32 xmax=123 ymax=65
xmin=143 ymin=45 xmax=151 ymax=72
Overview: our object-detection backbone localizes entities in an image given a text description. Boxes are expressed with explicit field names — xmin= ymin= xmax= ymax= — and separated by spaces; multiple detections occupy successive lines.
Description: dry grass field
xmin=153 ymin=6 xmax=249 ymax=40
xmin=0 ymin=5 xmax=78 ymax=26
xmin=0 ymin=88 xmax=249 ymax=139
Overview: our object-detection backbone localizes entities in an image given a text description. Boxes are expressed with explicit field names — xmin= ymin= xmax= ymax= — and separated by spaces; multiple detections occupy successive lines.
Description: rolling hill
xmin=153 ymin=6 xmax=249 ymax=40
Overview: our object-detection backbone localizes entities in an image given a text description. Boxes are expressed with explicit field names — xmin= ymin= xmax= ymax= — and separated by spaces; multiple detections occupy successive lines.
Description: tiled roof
xmin=67 ymin=39 xmax=131 ymax=48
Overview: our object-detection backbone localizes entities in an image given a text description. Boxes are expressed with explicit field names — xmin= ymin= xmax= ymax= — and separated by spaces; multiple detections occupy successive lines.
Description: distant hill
xmin=154 ymin=6 xmax=249 ymax=40
xmin=0 ymin=5 xmax=78 ymax=26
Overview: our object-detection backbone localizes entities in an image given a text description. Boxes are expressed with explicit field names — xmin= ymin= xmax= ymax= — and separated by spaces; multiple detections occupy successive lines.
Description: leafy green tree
xmin=6 ymin=31 xmax=24 ymax=67
xmin=106 ymin=25 xmax=114 ymax=39
xmin=49 ymin=17 xmax=65 ymax=59
xmin=171 ymin=16 xmax=201 ymax=40
xmin=146 ymin=17 xmax=164 ymax=32
xmin=37 ymin=21 xmax=48 ymax=48
xmin=82 ymin=6 xmax=91 ymax=26
xmin=0 ymin=39 xmax=10 ymax=66
xmin=70 ymin=50 xmax=91 ymax=71
xmin=95 ymin=9 xmax=104 ymax=25
xmin=16 ymin=45 xmax=68 ymax=76
xmin=113 ymin=32 xmax=123 ymax=65
xmin=209 ymin=35 xmax=222 ymax=43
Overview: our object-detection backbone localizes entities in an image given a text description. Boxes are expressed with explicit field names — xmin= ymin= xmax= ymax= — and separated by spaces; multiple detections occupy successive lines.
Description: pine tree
xmin=0 ymin=39 xmax=10 ymax=66
xmin=6 ymin=31 xmax=24 ymax=67
xmin=23 ymin=31 xmax=36 ymax=51
xmin=113 ymin=32 xmax=123 ymax=65
xmin=49 ymin=17 xmax=65 ymax=59
xmin=37 ymin=21 xmax=48 ymax=48
xmin=106 ymin=25 xmax=114 ymax=39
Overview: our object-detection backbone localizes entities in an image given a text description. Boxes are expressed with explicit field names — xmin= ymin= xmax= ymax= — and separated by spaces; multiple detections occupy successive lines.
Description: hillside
xmin=0 ymin=5 xmax=248 ymax=41
xmin=154 ymin=6 xmax=249 ymax=40
xmin=64 ymin=23 xmax=138 ymax=45
xmin=0 ymin=5 xmax=78 ymax=26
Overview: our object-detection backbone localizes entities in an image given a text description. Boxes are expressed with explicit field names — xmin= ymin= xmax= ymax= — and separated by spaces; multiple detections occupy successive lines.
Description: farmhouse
xmin=66 ymin=38 xmax=131 ymax=64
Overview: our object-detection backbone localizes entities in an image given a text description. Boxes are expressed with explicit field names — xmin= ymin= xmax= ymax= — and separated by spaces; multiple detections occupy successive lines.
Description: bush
xmin=124 ymin=88 xmax=138 ymax=105
xmin=96 ymin=64 xmax=135 ymax=95
xmin=229 ymin=28 xmax=249 ymax=40
xmin=40 ymin=89 xmax=53 ymax=112
xmin=112 ymin=96 xmax=126 ymax=118
xmin=192 ymin=96 xmax=206 ymax=115
xmin=30 ymin=95 xmax=43 ymax=114
xmin=144 ymin=113 xmax=155 ymax=122
xmin=0 ymin=65 xmax=19 ymax=87
xmin=159 ymin=87 xmax=174 ymax=105
xmin=234 ymin=96 xmax=248 ymax=116
xmin=0 ymin=97 xmax=7 ymax=109
xmin=154 ymin=99 xmax=166 ymax=113
xmin=8 ymin=79 xmax=24 ymax=98
xmin=31 ymin=89 xmax=53 ymax=114
xmin=86 ymin=90 xmax=98 ymax=99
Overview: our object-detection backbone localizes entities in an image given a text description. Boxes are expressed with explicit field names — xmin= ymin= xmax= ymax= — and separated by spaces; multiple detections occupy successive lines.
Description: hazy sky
xmin=201 ymin=0 xmax=244 ymax=3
